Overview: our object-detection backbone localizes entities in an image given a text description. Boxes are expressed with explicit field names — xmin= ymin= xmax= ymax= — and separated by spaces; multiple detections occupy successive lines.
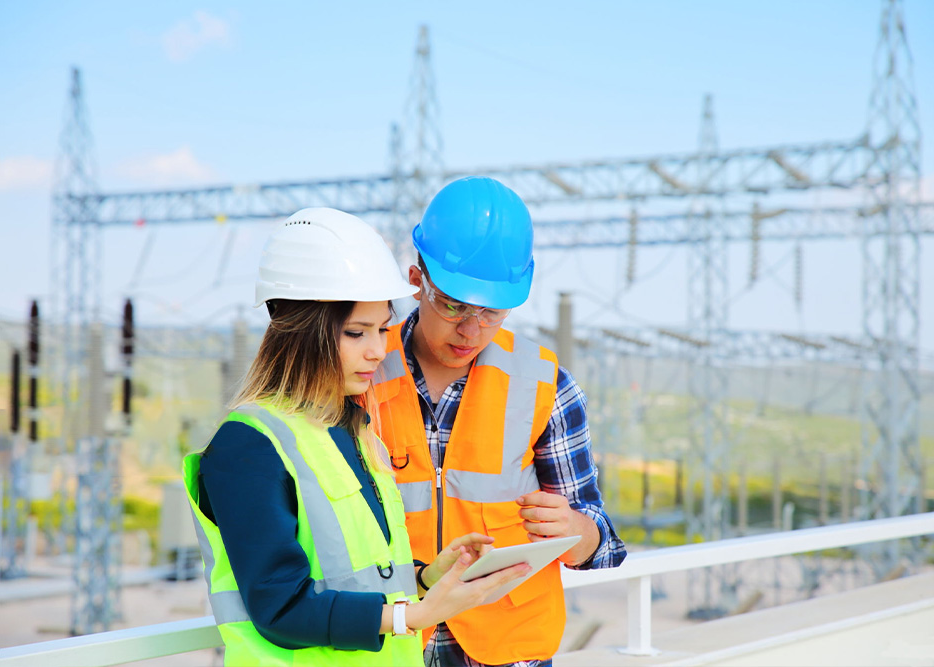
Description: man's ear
xmin=408 ymin=265 xmax=423 ymax=300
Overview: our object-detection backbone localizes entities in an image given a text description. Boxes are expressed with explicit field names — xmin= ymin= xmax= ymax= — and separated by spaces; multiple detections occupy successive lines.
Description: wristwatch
xmin=392 ymin=599 xmax=417 ymax=637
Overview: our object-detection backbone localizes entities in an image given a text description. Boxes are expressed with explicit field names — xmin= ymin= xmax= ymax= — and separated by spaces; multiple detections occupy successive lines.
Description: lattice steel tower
xmin=858 ymin=0 xmax=923 ymax=572
xmin=51 ymin=67 xmax=122 ymax=635
xmin=51 ymin=66 xmax=101 ymax=454
xmin=392 ymin=24 xmax=444 ymax=264
xmin=684 ymin=94 xmax=735 ymax=617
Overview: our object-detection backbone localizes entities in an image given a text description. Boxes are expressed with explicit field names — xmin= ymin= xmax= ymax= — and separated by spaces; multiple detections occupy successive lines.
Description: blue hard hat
xmin=412 ymin=176 xmax=534 ymax=309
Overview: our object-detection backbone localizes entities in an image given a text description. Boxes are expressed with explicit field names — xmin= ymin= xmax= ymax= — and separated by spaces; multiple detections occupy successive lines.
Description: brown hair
xmin=231 ymin=299 xmax=390 ymax=472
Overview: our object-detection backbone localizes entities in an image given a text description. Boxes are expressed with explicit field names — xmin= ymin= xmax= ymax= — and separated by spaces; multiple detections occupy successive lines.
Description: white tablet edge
xmin=459 ymin=535 xmax=582 ymax=583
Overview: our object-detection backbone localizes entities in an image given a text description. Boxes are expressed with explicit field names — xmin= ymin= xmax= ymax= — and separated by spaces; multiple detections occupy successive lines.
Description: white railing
xmin=561 ymin=511 xmax=934 ymax=655
xmin=0 ymin=512 xmax=932 ymax=666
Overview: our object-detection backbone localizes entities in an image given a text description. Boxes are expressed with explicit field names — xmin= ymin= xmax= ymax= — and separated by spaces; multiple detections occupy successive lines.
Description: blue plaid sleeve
xmin=533 ymin=366 xmax=627 ymax=570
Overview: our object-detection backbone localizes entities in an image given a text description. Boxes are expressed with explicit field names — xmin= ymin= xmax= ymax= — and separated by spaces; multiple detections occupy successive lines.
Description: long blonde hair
xmin=231 ymin=299 xmax=390 ymax=473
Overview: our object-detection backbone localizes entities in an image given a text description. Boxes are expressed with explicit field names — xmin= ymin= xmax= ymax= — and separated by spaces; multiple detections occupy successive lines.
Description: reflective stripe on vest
xmin=379 ymin=348 xmax=432 ymax=510
xmin=445 ymin=335 xmax=553 ymax=503
xmin=397 ymin=480 xmax=433 ymax=513
xmin=377 ymin=348 xmax=407 ymax=383
xmin=235 ymin=404 xmax=416 ymax=598
xmin=188 ymin=504 xmax=252 ymax=625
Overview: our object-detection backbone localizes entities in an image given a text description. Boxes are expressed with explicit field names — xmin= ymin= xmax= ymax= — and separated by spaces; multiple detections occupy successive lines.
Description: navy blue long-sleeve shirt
xmin=197 ymin=415 xmax=391 ymax=652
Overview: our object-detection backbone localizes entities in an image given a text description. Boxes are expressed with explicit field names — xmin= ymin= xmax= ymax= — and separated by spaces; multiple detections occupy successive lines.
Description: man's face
xmin=409 ymin=265 xmax=508 ymax=369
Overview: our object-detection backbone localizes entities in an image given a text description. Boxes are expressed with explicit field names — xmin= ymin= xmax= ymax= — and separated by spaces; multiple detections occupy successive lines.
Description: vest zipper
xmin=435 ymin=466 xmax=443 ymax=554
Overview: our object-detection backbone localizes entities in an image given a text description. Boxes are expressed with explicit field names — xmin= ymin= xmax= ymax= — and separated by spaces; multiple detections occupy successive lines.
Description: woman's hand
xmin=418 ymin=533 xmax=495 ymax=591
xmin=406 ymin=548 xmax=531 ymax=630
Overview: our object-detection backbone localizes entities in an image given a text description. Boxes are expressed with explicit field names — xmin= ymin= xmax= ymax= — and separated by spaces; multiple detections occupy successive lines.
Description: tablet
xmin=459 ymin=535 xmax=582 ymax=605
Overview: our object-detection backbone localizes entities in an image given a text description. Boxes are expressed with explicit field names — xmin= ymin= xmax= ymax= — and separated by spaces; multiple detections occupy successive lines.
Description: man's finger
xmin=519 ymin=505 xmax=558 ymax=522
xmin=523 ymin=520 xmax=561 ymax=537
xmin=517 ymin=491 xmax=565 ymax=508
xmin=527 ymin=533 xmax=551 ymax=542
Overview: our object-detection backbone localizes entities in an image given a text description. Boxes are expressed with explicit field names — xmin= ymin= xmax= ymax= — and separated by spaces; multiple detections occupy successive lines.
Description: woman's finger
xmin=446 ymin=551 xmax=473 ymax=577
xmin=483 ymin=561 xmax=531 ymax=587
xmin=448 ymin=533 xmax=494 ymax=550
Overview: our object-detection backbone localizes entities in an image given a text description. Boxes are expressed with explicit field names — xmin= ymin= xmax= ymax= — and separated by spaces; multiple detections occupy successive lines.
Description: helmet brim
xmin=418 ymin=251 xmax=533 ymax=310
xmin=254 ymin=281 xmax=417 ymax=308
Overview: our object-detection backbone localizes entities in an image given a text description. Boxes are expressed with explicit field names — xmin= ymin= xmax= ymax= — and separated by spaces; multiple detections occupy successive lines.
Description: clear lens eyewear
xmin=421 ymin=275 xmax=510 ymax=327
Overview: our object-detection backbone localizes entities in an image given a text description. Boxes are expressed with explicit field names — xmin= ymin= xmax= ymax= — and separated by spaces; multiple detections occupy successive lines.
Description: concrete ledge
xmin=556 ymin=571 xmax=934 ymax=666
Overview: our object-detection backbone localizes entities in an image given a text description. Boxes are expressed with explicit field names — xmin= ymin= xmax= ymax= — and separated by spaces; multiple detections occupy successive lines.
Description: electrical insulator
xmin=122 ymin=377 xmax=132 ymax=418
xmin=28 ymin=301 xmax=39 ymax=367
xmin=27 ymin=300 xmax=39 ymax=443
xmin=794 ymin=243 xmax=803 ymax=308
xmin=749 ymin=204 xmax=761 ymax=286
xmin=122 ymin=298 xmax=134 ymax=419
xmin=627 ymin=209 xmax=638 ymax=286
xmin=122 ymin=298 xmax=134 ymax=357
xmin=11 ymin=349 xmax=21 ymax=434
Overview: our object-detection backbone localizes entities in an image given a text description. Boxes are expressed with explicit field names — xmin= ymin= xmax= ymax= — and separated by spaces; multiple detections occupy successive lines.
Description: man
xmin=374 ymin=176 xmax=626 ymax=667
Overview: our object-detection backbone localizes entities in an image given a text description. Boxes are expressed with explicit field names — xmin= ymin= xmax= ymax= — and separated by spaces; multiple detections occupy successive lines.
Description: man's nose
xmin=456 ymin=314 xmax=482 ymax=337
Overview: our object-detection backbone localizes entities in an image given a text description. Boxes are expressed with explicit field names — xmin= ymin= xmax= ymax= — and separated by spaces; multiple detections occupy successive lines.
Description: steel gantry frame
xmin=73 ymin=138 xmax=879 ymax=227
xmin=531 ymin=202 xmax=934 ymax=248
xmin=48 ymin=1 xmax=927 ymax=629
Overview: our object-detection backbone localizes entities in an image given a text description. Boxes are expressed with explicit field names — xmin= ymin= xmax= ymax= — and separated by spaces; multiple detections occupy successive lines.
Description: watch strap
xmin=391 ymin=599 xmax=416 ymax=637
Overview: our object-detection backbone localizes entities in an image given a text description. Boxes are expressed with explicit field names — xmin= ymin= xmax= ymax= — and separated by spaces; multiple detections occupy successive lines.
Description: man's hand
xmin=516 ymin=491 xmax=599 ymax=565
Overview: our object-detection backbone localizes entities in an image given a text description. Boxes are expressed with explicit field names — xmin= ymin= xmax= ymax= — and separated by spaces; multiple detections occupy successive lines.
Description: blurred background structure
xmin=0 ymin=0 xmax=933 ymax=642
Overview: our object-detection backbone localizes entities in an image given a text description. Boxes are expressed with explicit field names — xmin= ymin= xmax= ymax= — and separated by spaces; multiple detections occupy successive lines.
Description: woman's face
xmin=339 ymin=300 xmax=392 ymax=395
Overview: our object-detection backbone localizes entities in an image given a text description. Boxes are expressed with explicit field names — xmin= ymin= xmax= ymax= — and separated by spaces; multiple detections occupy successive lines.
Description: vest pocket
xmin=479 ymin=500 xmax=526 ymax=539
xmin=314 ymin=464 xmax=362 ymax=500
xmin=479 ymin=502 xmax=551 ymax=608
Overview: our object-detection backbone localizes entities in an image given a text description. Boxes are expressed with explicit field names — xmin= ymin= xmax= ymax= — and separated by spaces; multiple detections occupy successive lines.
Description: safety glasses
xmin=419 ymin=272 xmax=510 ymax=327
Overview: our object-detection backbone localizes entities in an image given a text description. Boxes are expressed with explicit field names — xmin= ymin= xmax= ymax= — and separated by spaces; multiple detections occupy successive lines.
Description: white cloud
xmin=161 ymin=10 xmax=231 ymax=63
xmin=0 ymin=156 xmax=53 ymax=191
xmin=116 ymin=146 xmax=219 ymax=186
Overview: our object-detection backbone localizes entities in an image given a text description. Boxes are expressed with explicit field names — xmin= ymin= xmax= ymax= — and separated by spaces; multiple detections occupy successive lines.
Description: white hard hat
xmin=254 ymin=207 xmax=417 ymax=307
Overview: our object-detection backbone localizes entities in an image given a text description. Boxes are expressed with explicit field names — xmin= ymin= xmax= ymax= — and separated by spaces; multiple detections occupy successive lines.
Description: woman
xmin=183 ymin=207 xmax=528 ymax=666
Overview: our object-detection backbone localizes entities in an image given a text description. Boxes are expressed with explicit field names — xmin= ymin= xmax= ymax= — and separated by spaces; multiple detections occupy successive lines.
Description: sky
xmin=1 ymin=1 xmax=933 ymax=354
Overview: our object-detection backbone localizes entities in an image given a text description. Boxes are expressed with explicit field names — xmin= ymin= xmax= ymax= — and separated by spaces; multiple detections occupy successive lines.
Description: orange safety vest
xmin=373 ymin=324 xmax=564 ymax=663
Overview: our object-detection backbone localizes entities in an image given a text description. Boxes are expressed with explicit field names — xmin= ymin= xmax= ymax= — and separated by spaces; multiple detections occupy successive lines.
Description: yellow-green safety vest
xmin=183 ymin=402 xmax=423 ymax=666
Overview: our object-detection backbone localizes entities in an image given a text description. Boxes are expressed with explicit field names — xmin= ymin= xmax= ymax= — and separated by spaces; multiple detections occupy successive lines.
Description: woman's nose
xmin=368 ymin=337 xmax=387 ymax=361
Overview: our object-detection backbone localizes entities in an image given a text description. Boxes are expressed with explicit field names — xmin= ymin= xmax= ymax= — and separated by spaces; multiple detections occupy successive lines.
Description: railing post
xmin=623 ymin=575 xmax=658 ymax=655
